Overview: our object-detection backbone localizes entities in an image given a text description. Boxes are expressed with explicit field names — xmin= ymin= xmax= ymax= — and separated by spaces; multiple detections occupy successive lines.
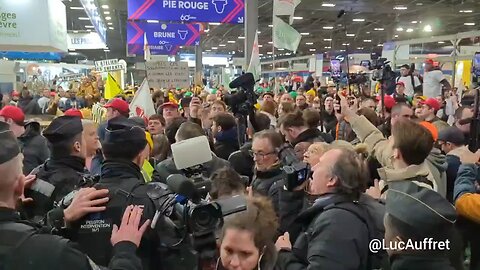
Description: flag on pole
xmin=144 ymin=32 xmax=151 ymax=61
xmin=92 ymin=103 xmax=106 ymax=124
xmin=273 ymin=0 xmax=302 ymax=24
xmin=104 ymin=73 xmax=123 ymax=100
xmin=247 ymin=32 xmax=261 ymax=81
xmin=273 ymin=16 xmax=302 ymax=52
xmin=129 ymin=78 xmax=156 ymax=119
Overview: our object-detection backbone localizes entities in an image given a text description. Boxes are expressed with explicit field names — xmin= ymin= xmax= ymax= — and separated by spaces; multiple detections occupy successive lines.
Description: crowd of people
xmin=1 ymin=62 xmax=480 ymax=270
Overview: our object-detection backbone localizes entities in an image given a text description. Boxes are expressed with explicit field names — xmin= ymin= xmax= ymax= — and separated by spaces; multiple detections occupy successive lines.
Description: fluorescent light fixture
xmin=69 ymin=49 xmax=76 ymax=51
xmin=70 ymin=7 xmax=83 ymax=10
xmin=87 ymin=29 xmax=92 ymax=32
xmin=278 ymin=48 xmax=285 ymax=51
xmin=259 ymin=54 xmax=264 ymax=56
xmin=206 ymin=49 xmax=212 ymax=52
xmin=257 ymin=31 xmax=261 ymax=34
xmin=209 ymin=22 xmax=221 ymax=25
xmin=342 ymin=43 xmax=350 ymax=46
xmin=85 ymin=25 xmax=95 ymax=28
xmin=438 ymin=41 xmax=445 ymax=44
xmin=396 ymin=27 xmax=404 ymax=31
xmin=323 ymin=26 xmax=334 ymax=29
xmin=366 ymin=31 xmax=371 ymax=34
xmin=104 ymin=11 xmax=110 ymax=15
xmin=109 ymin=27 xmax=114 ymax=30
xmin=227 ymin=40 xmax=235 ymax=43
xmin=322 ymin=3 xmax=336 ymax=7
xmin=323 ymin=38 xmax=332 ymax=41
xmin=267 ymin=52 xmax=273 ymax=54
xmin=363 ymin=39 xmax=372 ymax=42
xmin=204 ymin=29 xmax=210 ymax=32
xmin=293 ymin=16 xmax=303 ymax=20
xmin=211 ymin=47 xmax=218 ymax=49
xmin=179 ymin=46 xmax=184 ymax=48
xmin=105 ymin=16 xmax=111 ymax=20
xmin=147 ymin=20 xmax=159 ymax=23
xmin=309 ymin=49 xmax=316 ymax=51
xmin=374 ymin=28 xmax=384 ymax=31
xmin=324 ymin=46 xmax=331 ymax=49
xmin=238 ymin=36 xmax=245 ymax=39
xmin=378 ymin=44 xmax=384 ymax=47
xmin=394 ymin=34 xmax=399 ymax=38
xmin=357 ymin=47 xmax=364 ymax=50
xmin=340 ymin=49 xmax=345 ymax=52
xmin=268 ymin=41 xmax=273 ymax=44
xmin=423 ymin=25 xmax=432 ymax=32
xmin=460 ymin=10 xmax=473 ymax=13
xmin=346 ymin=33 xmax=355 ymax=37
xmin=219 ymin=44 xmax=226 ymax=47
xmin=416 ymin=2 xmax=423 ymax=5
xmin=411 ymin=21 xmax=418 ymax=24
xmin=394 ymin=6 xmax=407 ymax=10
xmin=73 ymin=30 xmax=79 ymax=33
xmin=268 ymin=24 xmax=273 ymax=27
xmin=104 ymin=49 xmax=110 ymax=52
xmin=78 ymin=17 xmax=90 ymax=20
xmin=353 ymin=19 xmax=365 ymax=22
xmin=406 ymin=28 xmax=414 ymax=32
xmin=300 ymin=32 xmax=310 ymax=35
xmin=465 ymin=22 xmax=476 ymax=26
xmin=101 ymin=5 xmax=109 ymax=9
xmin=258 ymin=45 xmax=263 ymax=47
xmin=306 ymin=42 xmax=314 ymax=45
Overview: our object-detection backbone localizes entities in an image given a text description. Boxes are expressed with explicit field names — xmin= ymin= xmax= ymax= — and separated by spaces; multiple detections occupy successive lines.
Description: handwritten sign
xmin=95 ymin=59 xmax=123 ymax=72
xmin=145 ymin=61 xmax=190 ymax=89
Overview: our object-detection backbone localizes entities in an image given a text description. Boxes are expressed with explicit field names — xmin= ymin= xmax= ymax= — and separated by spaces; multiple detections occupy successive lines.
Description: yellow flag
xmin=104 ymin=73 xmax=123 ymax=99
xmin=141 ymin=159 xmax=154 ymax=183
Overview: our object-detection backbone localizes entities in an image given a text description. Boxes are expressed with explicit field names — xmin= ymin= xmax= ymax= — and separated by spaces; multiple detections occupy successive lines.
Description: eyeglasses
xmin=249 ymin=150 xmax=275 ymax=158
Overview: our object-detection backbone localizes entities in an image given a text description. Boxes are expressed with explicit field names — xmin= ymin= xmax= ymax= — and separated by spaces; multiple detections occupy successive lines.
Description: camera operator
xmin=156 ymin=122 xmax=230 ymax=183
xmin=0 ymin=121 xmax=149 ymax=270
xmin=275 ymin=148 xmax=387 ymax=270
xmin=396 ymin=64 xmax=422 ymax=97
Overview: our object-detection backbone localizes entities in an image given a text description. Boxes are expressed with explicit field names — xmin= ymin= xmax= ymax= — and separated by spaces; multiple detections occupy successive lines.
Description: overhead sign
xmin=67 ymin=32 xmax=107 ymax=50
xmin=127 ymin=22 xmax=200 ymax=56
xmin=145 ymin=61 xmax=190 ymax=89
xmin=0 ymin=0 xmax=67 ymax=52
xmin=79 ymin=0 xmax=107 ymax=43
xmin=128 ymin=0 xmax=245 ymax=24
xmin=95 ymin=59 xmax=124 ymax=72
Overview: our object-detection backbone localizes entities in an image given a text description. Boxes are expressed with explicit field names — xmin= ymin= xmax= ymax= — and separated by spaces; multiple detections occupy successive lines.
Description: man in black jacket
xmin=0 ymin=121 xmax=148 ymax=270
xmin=275 ymin=148 xmax=386 ymax=270
xmin=0 ymin=106 xmax=49 ymax=174
xmin=211 ymin=112 xmax=239 ymax=160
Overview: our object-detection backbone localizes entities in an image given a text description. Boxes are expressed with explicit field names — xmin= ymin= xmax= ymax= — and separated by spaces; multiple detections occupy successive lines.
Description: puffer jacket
xmin=18 ymin=121 xmax=49 ymax=175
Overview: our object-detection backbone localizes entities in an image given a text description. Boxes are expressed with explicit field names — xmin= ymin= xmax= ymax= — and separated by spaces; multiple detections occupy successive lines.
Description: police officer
xmin=27 ymin=116 xmax=90 ymax=222
xmin=385 ymin=181 xmax=457 ymax=269
xmin=0 ymin=121 xmax=149 ymax=270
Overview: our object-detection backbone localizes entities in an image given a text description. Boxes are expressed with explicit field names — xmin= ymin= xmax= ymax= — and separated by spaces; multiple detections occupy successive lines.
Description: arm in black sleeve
xmin=278 ymin=189 xmax=306 ymax=241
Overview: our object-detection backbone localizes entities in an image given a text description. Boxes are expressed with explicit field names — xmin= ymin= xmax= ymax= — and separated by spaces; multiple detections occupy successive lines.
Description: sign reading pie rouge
xmin=128 ymin=0 xmax=245 ymax=24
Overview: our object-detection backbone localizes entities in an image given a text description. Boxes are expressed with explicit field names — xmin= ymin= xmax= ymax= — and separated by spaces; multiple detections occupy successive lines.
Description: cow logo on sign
xmin=212 ymin=0 xmax=228 ymax=13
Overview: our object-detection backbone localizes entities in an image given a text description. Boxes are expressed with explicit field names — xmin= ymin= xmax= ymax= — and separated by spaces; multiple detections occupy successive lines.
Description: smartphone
xmin=330 ymin=60 xmax=342 ymax=80
xmin=473 ymin=52 xmax=480 ymax=77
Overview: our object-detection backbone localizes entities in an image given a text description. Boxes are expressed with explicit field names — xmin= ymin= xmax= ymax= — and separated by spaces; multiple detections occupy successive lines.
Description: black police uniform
xmin=26 ymin=116 xmax=90 ymax=222
xmin=71 ymin=117 xmax=196 ymax=270
xmin=0 ymin=122 xmax=142 ymax=270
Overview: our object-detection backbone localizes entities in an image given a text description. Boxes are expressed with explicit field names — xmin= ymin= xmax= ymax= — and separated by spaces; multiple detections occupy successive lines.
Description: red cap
xmin=396 ymin=81 xmax=405 ymax=87
xmin=425 ymin=59 xmax=434 ymax=65
xmin=160 ymin=102 xmax=179 ymax=110
xmin=64 ymin=109 xmax=83 ymax=119
xmin=104 ymin=98 xmax=130 ymax=114
xmin=50 ymin=91 xmax=56 ymax=97
xmin=0 ymin=106 xmax=25 ymax=125
xmin=376 ymin=95 xmax=396 ymax=110
xmin=420 ymin=98 xmax=440 ymax=111
xmin=11 ymin=91 xmax=20 ymax=97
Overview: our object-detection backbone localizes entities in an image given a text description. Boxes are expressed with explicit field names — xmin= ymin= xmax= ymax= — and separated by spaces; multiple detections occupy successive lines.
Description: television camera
xmin=224 ymin=73 xmax=258 ymax=115
xmin=371 ymin=58 xmax=396 ymax=82
xmin=277 ymin=144 xmax=311 ymax=191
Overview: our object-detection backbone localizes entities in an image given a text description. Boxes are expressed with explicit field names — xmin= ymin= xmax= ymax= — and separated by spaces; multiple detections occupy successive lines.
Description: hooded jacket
xmin=349 ymin=114 xmax=447 ymax=197
xmin=18 ymin=121 xmax=49 ymax=175
xmin=214 ymin=128 xmax=239 ymax=160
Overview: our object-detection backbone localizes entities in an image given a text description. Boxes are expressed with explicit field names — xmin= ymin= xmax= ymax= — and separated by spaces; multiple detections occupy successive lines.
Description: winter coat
xmin=228 ymin=142 xmax=254 ymax=181
xmin=17 ymin=122 xmax=49 ymax=175
xmin=213 ymin=128 xmax=239 ymax=160
xmin=390 ymin=255 xmax=454 ymax=270
xmin=251 ymin=166 xmax=286 ymax=214
xmin=18 ymin=96 xmax=42 ymax=115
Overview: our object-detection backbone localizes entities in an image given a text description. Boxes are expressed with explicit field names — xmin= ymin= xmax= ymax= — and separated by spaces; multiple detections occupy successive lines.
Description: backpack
xmin=323 ymin=199 xmax=389 ymax=270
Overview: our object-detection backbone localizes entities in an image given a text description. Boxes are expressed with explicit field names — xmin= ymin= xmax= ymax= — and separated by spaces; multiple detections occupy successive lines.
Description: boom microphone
xmin=229 ymin=73 xmax=255 ymax=89
xmin=166 ymin=174 xmax=200 ymax=203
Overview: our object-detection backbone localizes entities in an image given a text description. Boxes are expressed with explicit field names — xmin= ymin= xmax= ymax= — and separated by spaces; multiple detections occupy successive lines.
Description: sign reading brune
xmin=128 ymin=0 xmax=245 ymax=24
xmin=145 ymin=61 xmax=190 ymax=89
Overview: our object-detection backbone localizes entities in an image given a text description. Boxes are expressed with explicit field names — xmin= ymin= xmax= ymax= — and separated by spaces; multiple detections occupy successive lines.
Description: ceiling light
xmin=396 ymin=27 xmax=404 ymax=31
xmin=104 ymin=11 xmax=110 ymax=15
xmin=363 ymin=39 xmax=372 ymax=42
xmin=219 ymin=44 xmax=226 ymax=47
xmin=107 ymin=22 xmax=113 ymax=25
xmin=73 ymin=30 xmax=79 ymax=33
xmin=104 ymin=49 xmax=110 ymax=52
xmin=268 ymin=24 xmax=273 ymax=27
xmin=353 ymin=19 xmax=365 ymax=22
xmin=306 ymin=42 xmax=314 ymax=45
xmin=323 ymin=38 xmax=332 ymax=41
xmin=147 ymin=20 xmax=159 ymax=23
xmin=293 ymin=16 xmax=303 ymax=20
xmin=259 ymin=54 xmax=264 ymax=56
xmin=393 ymin=6 xmax=407 ymax=10
xmin=366 ymin=31 xmax=371 ymax=34
xmin=206 ymin=49 xmax=212 ymax=52
xmin=227 ymin=40 xmax=235 ymax=43
xmin=258 ymin=45 xmax=263 ymax=47
xmin=423 ymin=25 xmax=432 ymax=32
xmin=374 ymin=28 xmax=384 ymax=31
xmin=212 ymin=47 xmax=218 ymax=50
xmin=238 ymin=36 xmax=245 ymax=39
xmin=406 ymin=28 xmax=414 ymax=32
xmin=309 ymin=49 xmax=316 ymax=51
xmin=278 ymin=48 xmax=285 ymax=51
xmin=101 ymin=5 xmax=109 ymax=9
xmin=109 ymin=27 xmax=114 ymax=30
xmin=300 ymin=32 xmax=310 ymax=36
xmin=346 ymin=33 xmax=355 ymax=37
xmin=416 ymin=3 xmax=423 ymax=5
xmin=78 ymin=17 xmax=90 ymax=20
xmin=85 ymin=25 xmax=95 ymax=28
xmin=324 ymin=46 xmax=331 ymax=49
xmin=342 ymin=43 xmax=350 ymax=46
xmin=394 ymin=34 xmax=399 ymax=38
xmin=460 ymin=10 xmax=473 ymax=13
xmin=340 ymin=49 xmax=345 ymax=52
xmin=70 ymin=7 xmax=83 ymax=10
xmin=179 ymin=46 xmax=183 ymax=49
xmin=438 ymin=41 xmax=445 ymax=44
xmin=105 ymin=16 xmax=111 ymax=20
xmin=323 ymin=26 xmax=334 ymax=29
xmin=87 ymin=29 xmax=92 ymax=32
xmin=322 ymin=3 xmax=336 ymax=7
xmin=204 ymin=29 xmax=210 ymax=33
xmin=268 ymin=41 xmax=273 ymax=44
xmin=357 ymin=47 xmax=364 ymax=50
xmin=465 ymin=22 xmax=476 ymax=26
xmin=267 ymin=52 xmax=273 ymax=54
xmin=209 ymin=22 xmax=221 ymax=25
xmin=378 ymin=44 xmax=384 ymax=47
xmin=411 ymin=21 xmax=418 ymax=24
xmin=257 ymin=31 xmax=261 ymax=34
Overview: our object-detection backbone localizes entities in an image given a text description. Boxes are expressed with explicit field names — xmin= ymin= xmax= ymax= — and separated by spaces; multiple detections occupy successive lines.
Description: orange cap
xmin=419 ymin=121 xmax=438 ymax=141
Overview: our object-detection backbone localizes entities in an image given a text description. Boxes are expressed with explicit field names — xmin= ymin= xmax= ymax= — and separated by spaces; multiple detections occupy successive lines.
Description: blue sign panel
xmin=127 ymin=21 xmax=200 ymax=55
xmin=80 ymin=0 xmax=107 ymax=43
xmin=128 ymin=0 xmax=245 ymax=24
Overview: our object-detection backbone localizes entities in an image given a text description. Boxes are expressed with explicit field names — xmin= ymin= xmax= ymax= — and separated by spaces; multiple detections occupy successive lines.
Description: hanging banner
xmin=95 ymin=59 xmax=124 ymax=72
xmin=127 ymin=22 xmax=201 ymax=55
xmin=67 ymin=32 xmax=107 ymax=50
xmin=128 ymin=0 xmax=245 ymax=24
xmin=79 ymin=0 xmax=107 ymax=43
xmin=145 ymin=61 xmax=190 ymax=89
